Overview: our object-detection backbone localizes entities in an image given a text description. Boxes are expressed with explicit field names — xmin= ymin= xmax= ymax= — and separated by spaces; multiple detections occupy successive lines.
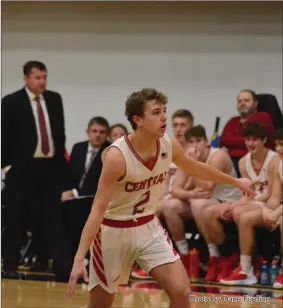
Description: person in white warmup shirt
xmin=220 ymin=129 xmax=283 ymax=286
xmin=66 ymin=88 xmax=254 ymax=308
xmin=161 ymin=125 xmax=241 ymax=275
xmin=201 ymin=122 xmax=277 ymax=283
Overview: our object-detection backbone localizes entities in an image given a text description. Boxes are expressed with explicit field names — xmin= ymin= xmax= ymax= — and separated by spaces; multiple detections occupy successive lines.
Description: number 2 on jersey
xmin=132 ymin=191 xmax=150 ymax=215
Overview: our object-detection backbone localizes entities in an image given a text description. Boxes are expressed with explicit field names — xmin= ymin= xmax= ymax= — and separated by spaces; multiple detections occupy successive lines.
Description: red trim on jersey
xmin=92 ymin=229 xmax=108 ymax=286
xmin=158 ymin=220 xmax=178 ymax=256
xmin=124 ymin=135 xmax=160 ymax=171
xmin=103 ymin=214 xmax=154 ymax=228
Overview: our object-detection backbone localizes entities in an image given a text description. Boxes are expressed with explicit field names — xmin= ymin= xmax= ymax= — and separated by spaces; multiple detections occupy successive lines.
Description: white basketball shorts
xmin=88 ymin=215 xmax=179 ymax=293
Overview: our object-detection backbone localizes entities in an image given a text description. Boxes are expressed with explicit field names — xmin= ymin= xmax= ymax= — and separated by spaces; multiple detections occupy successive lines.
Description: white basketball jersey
xmin=103 ymin=134 xmax=172 ymax=220
xmin=245 ymin=150 xmax=277 ymax=196
xmin=206 ymin=148 xmax=242 ymax=200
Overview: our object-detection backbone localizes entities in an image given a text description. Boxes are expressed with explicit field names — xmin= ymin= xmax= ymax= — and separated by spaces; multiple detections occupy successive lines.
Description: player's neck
xmin=128 ymin=130 xmax=158 ymax=153
xmin=251 ymin=147 xmax=267 ymax=163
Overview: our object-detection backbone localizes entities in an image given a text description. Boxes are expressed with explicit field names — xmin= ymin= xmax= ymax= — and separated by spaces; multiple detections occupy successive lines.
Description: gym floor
xmin=2 ymin=272 xmax=282 ymax=308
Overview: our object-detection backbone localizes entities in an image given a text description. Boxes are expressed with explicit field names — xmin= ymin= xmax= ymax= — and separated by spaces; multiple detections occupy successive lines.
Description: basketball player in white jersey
xmin=132 ymin=109 xmax=194 ymax=280
xmin=162 ymin=125 xmax=241 ymax=275
xmin=220 ymin=129 xmax=283 ymax=286
xmin=202 ymin=122 xmax=277 ymax=283
xmin=156 ymin=109 xmax=195 ymax=217
xmin=66 ymin=88 xmax=254 ymax=308
xmin=221 ymin=122 xmax=277 ymax=223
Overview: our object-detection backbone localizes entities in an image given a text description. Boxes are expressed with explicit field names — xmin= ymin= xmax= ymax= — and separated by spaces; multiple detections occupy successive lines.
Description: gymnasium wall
xmin=2 ymin=2 xmax=282 ymax=151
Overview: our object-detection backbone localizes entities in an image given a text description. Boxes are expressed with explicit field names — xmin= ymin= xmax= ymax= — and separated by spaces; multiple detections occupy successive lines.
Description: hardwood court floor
xmin=2 ymin=279 xmax=283 ymax=308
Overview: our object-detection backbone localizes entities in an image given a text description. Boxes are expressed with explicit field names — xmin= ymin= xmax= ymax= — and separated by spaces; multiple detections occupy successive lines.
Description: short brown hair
xmin=185 ymin=124 xmax=207 ymax=141
xmin=172 ymin=109 xmax=194 ymax=123
xmin=242 ymin=122 xmax=267 ymax=140
xmin=125 ymin=88 xmax=168 ymax=130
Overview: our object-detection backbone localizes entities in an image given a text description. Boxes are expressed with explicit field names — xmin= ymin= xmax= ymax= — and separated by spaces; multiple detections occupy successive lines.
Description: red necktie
xmin=35 ymin=97 xmax=50 ymax=155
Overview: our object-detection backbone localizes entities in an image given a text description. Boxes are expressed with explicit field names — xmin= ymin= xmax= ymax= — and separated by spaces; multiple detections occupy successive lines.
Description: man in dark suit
xmin=61 ymin=116 xmax=111 ymax=259
xmin=1 ymin=61 xmax=70 ymax=279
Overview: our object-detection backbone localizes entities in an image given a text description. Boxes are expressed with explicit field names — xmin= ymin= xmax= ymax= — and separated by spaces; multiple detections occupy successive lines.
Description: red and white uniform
xmin=244 ymin=150 xmax=277 ymax=205
xmin=88 ymin=134 xmax=179 ymax=293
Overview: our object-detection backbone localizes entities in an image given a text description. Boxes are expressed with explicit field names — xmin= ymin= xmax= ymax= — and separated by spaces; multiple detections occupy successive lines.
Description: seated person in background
xmin=202 ymin=122 xmax=277 ymax=282
xmin=110 ymin=123 xmax=128 ymax=143
xmin=131 ymin=108 xmax=194 ymax=279
xmin=171 ymin=108 xmax=194 ymax=149
xmin=220 ymin=129 xmax=283 ymax=286
xmin=159 ymin=108 xmax=195 ymax=203
xmin=162 ymin=125 xmax=241 ymax=274
xmin=61 ymin=116 xmax=111 ymax=259
xmin=220 ymin=89 xmax=275 ymax=177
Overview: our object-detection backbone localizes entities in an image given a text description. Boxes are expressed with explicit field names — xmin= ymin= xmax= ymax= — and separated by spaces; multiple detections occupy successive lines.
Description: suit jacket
xmin=1 ymin=87 xmax=66 ymax=168
xmin=65 ymin=140 xmax=111 ymax=197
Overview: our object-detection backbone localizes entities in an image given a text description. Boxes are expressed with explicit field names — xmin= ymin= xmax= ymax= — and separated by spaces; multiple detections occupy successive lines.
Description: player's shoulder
xmin=210 ymin=148 xmax=230 ymax=162
xmin=270 ymin=153 xmax=281 ymax=166
xmin=103 ymin=144 xmax=125 ymax=163
xmin=160 ymin=133 xmax=172 ymax=145
xmin=239 ymin=154 xmax=248 ymax=165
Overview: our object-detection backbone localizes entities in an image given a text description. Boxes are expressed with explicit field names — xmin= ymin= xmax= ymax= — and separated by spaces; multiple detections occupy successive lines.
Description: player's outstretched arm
xmin=171 ymin=139 xmax=254 ymax=196
xmin=67 ymin=147 xmax=125 ymax=297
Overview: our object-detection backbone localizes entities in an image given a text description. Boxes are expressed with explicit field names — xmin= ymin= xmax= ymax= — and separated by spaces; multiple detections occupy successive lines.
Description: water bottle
xmin=270 ymin=259 xmax=279 ymax=285
xmin=189 ymin=248 xmax=200 ymax=281
xmin=260 ymin=260 xmax=270 ymax=286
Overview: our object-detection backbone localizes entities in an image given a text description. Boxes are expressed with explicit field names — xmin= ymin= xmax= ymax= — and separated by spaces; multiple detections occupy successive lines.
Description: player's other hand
xmin=235 ymin=178 xmax=255 ymax=198
xmin=191 ymin=187 xmax=211 ymax=199
xmin=262 ymin=207 xmax=278 ymax=231
xmin=220 ymin=201 xmax=236 ymax=221
xmin=66 ymin=259 xmax=89 ymax=298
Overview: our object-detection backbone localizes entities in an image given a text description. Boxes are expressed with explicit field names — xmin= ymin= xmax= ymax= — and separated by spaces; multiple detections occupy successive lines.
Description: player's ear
xmin=133 ymin=115 xmax=143 ymax=128
xmin=263 ymin=138 xmax=267 ymax=144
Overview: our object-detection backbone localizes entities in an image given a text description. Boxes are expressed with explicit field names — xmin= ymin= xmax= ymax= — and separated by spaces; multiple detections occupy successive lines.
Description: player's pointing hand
xmin=235 ymin=178 xmax=256 ymax=197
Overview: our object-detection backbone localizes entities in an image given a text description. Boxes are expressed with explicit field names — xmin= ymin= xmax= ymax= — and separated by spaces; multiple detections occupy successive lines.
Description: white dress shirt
xmin=72 ymin=143 xmax=100 ymax=198
xmin=25 ymin=87 xmax=54 ymax=158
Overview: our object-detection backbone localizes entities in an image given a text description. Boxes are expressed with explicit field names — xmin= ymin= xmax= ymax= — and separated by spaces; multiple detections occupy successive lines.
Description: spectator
xmin=110 ymin=123 xmax=128 ymax=143
xmin=1 ymin=61 xmax=70 ymax=280
xmin=162 ymin=125 xmax=241 ymax=276
xmin=61 ymin=116 xmax=111 ymax=258
xmin=220 ymin=89 xmax=275 ymax=177
xmin=171 ymin=109 xmax=194 ymax=149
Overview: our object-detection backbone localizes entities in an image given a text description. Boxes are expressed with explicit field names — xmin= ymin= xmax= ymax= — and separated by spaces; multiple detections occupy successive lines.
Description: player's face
xmin=245 ymin=136 xmax=266 ymax=155
xmin=237 ymin=92 xmax=257 ymax=117
xmin=87 ymin=124 xmax=108 ymax=148
xmin=24 ymin=68 xmax=47 ymax=95
xmin=134 ymin=100 xmax=167 ymax=137
xmin=110 ymin=127 xmax=127 ymax=143
xmin=172 ymin=117 xmax=193 ymax=143
xmin=275 ymin=139 xmax=283 ymax=158
xmin=187 ymin=137 xmax=208 ymax=156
